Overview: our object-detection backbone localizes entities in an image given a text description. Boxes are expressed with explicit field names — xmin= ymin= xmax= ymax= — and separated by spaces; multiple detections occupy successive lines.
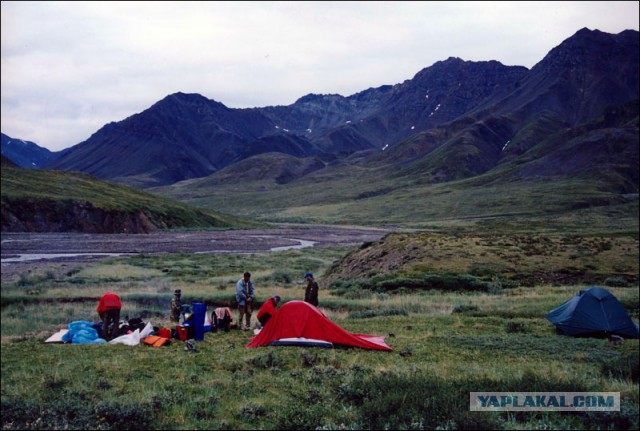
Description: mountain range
xmin=2 ymin=28 xmax=638 ymax=229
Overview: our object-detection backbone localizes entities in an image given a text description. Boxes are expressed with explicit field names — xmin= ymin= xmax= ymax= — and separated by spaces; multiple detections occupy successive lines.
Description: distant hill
xmin=1 ymin=165 xmax=260 ymax=233
xmin=1 ymin=133 xmax=64 ymax=169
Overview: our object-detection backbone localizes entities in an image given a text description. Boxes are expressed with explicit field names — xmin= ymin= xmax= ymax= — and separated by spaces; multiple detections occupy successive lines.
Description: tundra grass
xmin=2 ymin=311 xmax=638 ymax=430
xmin=1 ymin=247 xmax=638 ymax=430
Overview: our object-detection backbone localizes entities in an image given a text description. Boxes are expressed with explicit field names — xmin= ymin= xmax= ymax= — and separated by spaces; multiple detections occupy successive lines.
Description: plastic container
xmin=192 ymin=302 xmax=206 ymax=341
xmin=177 ymin=325 xmax=189 ymax=341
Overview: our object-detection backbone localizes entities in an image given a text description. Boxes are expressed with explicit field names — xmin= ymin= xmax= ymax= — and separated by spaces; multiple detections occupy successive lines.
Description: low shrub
xmin=265 ymin=269 xmax=294 ymax=284
xmin=505 ymin=320 xmax=528 ymax=333
xmin=349 ymin=308 xmax=408 ymax=319
xmin=331 ymin=274 xmax=495 ymax=293
xmin=604 ymin=276 xmax=632 ymax=287
xmin=581 ymin=399 xmax=640 ymax=431
xmin=0 ymin=398 xmax=153 ymax=430
xmin=600 ymin=349 xmax=640 ymax=383
xmin=340 ymin=371 xmax=505 ymax=430
xmin=452 ymin=304 xmax=479 ymax=314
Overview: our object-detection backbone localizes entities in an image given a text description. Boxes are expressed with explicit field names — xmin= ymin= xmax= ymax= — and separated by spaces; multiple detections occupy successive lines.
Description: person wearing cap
xmin=257 ymin=295 xmax=281 ymax=327
xmin=235 ymin=272 xmax=255 ymax=330
xmin=170 ymin=289 xmax=182 ymax=322
xmin=304 ymin=272 xmax=319 ymax=307
xmin=97 ymin=291 xmax=122 ymax=341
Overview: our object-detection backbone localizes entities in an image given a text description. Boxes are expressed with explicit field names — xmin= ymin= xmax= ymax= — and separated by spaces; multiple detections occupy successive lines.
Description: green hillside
xmin=153 ymin=102 xmax=638 ymax=234
xmin=1 ymin=166 xmax=261 ymax=233
xmin=153 ymin=156 xmax=638 ymax=234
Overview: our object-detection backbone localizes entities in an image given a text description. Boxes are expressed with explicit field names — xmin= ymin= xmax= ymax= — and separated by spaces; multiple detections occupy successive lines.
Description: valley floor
xmin=0 ymin=225 xmax=390 ymax=283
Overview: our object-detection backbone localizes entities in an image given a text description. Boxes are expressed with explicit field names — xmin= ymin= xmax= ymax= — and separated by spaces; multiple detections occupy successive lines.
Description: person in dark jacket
xmin=304 ymin=272 xmax=319 ymax=307
xmin=257 ymin=295 xmax=281 ymax=327
xmin=97 ymin=291 xmax=122 ymax=341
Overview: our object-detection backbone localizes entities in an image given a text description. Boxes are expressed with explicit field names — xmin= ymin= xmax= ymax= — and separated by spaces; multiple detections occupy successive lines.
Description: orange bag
xmin=143 ymin=335 xmax=170 ymax=347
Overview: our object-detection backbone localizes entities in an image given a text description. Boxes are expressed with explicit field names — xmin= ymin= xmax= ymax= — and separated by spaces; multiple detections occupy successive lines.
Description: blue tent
xmin=546 ymin=286 xmax=639 ymax=338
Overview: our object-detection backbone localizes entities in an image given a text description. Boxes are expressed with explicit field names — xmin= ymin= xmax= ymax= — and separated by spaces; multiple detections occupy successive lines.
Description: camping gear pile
xmin=46 ymin=318 xmax=182 ymax=347
xmin=212 ymin=307 xmax=234 ymax=332
xmin=45 ymin=303 xmax=238 ymax=347
xmin=46 ymin=317 xmax=158 ymax=346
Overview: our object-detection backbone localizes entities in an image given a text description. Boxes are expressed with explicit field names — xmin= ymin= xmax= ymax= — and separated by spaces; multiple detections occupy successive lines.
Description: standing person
xmin=97 ymin=291 xmax=122 ymax=341
xmin=235 ymin=272 xmax=255 ymax=330
xmin=257 ymin=295 xmax=281 ymax=327
xmin=304 ymin=272 xmax=319 ymax=307
xmin=170 ymin=289 xmax=182 ymax=323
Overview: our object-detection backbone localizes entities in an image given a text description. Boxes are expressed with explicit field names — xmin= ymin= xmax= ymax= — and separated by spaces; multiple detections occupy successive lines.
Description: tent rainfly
xmin=546 ymin=286 xmax=639 ymax=338
xmin=247 ymin=300 xmax=393 ymax=351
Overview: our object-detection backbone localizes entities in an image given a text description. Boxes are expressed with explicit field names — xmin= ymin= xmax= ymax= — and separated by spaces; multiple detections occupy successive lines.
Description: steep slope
xmin=260 ymin=87 xmax=392 ymax=134
xmin=330 ymin=57 xmax=528 ymax=151
xmin=357 ymin=29 xmax=639 ymax=185
xmin=513 ymin=99 xmax=640 ymax=193
xmin=476 ymin=28 xmax=639 ymax=125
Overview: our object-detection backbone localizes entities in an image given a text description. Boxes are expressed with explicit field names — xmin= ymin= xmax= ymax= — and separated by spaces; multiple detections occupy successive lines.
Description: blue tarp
xmin=546 ymin=286 xmax=639 ymax=338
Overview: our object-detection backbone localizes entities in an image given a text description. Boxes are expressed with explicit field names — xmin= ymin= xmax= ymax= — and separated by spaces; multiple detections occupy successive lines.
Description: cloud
xmin=2 ymin=1 xmax=638 ymax=151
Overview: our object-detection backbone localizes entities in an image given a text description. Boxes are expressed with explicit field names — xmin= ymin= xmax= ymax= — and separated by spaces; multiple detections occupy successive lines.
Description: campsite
xmin=2 ymin=3 xmax=639 ymax=428
xmin=1 ymin=228 xmax=638 ymax=430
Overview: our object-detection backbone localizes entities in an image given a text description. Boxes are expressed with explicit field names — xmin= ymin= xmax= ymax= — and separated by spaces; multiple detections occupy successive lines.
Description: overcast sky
xmin=2 ymin=1 xmax=638 ymax=152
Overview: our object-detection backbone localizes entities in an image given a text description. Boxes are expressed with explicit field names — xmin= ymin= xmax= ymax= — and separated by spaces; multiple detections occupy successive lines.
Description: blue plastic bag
xmin=68 ymin=321 xmax=94 ymax=331
xmin=63 ymin=321 xmax=105 ymax=344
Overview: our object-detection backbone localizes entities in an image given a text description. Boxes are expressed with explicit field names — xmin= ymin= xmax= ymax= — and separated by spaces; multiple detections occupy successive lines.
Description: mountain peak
xmin=155 ymin=92 xmax=229 ymax=109
xmin=295 ymin=93 xmax=344 ymax=104
xmin=532 ymin=27 xmax=638 ymax=78
xmin=550 ymin=27 xmax=638 ymax=55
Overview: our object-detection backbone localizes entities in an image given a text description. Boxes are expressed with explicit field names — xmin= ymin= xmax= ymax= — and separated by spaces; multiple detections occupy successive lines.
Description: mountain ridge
xmin=39 ymin=28 xmax=638 ymax=188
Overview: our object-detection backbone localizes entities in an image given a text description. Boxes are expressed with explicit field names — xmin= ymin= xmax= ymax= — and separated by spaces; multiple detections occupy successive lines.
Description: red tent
xmin=246 ymin=300 xmax=392 ymax=351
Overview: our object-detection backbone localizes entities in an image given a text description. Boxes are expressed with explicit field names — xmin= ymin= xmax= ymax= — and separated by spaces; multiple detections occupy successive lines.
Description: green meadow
xmin=1 ymin=243 xmax=638 ymax=430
